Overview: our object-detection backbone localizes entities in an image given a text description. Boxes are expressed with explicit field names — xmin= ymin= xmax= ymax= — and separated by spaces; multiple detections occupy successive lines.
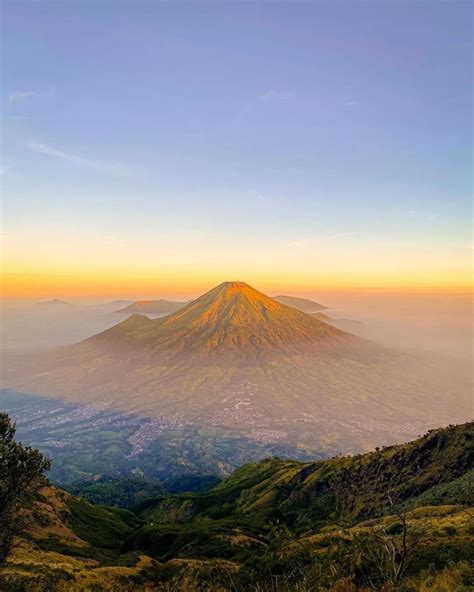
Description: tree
xmin=328 ymin=474 xmax=429 ymax=589
xmin=0 ymin=412 xmax=51 ymax=562
xmin=354 ymin=492 xmax=427 ymax=587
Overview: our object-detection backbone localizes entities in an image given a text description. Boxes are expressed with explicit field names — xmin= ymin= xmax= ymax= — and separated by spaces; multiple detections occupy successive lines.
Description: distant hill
xmin=34 ymin=298 xmax=74 ymax=309
xmin=114 ymin=299 xmax=188 ymax=315
xmin=87 ymin=300 xmax=133 ymax=313
xmin=273 ymin=294 xmax=327 ymax=312
xmin=312 ymin=311 xmax=366 ymax=335
xmin=1 ymin=422 xmax=472 ymax=591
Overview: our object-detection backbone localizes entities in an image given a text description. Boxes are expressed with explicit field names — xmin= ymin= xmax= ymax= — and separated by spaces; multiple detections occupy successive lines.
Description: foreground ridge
xmin=1 ymin=422 xmax=472 ymax=591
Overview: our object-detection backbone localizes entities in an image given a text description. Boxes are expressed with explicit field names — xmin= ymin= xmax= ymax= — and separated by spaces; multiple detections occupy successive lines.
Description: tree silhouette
xmin=0 ymin=413 xmax=51 ymax=562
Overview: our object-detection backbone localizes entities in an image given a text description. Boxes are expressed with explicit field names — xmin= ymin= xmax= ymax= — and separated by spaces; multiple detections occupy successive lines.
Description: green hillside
xmin=132 ymin=421 xmax=473 ymax=527
xmin=0 ymin=422 xmax=472 ymax=591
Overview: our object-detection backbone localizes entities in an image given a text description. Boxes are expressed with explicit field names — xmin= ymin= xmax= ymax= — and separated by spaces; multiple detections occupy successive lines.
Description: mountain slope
xmin=133 ymin=422 xmax=474 ymax=526
xmin=273 ymin=294 xmax=327 ymax=312
xmin=125 ymin=422 xmax=473 ymax=590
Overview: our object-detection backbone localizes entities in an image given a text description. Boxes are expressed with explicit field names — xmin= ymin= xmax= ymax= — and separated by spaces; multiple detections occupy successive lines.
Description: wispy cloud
xmin=25 ymin=141 xmax=136 ymax=179
xmin=233 ymin=90 xmax=293 ymax=123
xmin=320 ymin=232 xmax=355 ymax=241
xmin=0 ymin=165 xmax=11 ymax=176
xmin=9 ymin=88 xmax=55 ymax=103
xmin=259 ymin=90 xmax=293 ymax=102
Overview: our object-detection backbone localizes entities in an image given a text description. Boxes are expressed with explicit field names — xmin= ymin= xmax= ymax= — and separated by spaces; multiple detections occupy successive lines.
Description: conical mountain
xmin=85 ymin=281 xmax=353 ymax=360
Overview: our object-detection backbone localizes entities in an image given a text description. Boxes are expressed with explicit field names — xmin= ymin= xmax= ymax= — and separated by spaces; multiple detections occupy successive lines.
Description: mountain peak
xmin=212 ymin=281 xmax=258 ymax=298
xmin=218 ymin=281 xmax=251 ymax=289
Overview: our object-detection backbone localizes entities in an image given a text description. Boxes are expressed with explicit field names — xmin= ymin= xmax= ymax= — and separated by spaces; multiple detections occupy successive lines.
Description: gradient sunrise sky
xmin=1 ymin=1 xmax=472 ymax=299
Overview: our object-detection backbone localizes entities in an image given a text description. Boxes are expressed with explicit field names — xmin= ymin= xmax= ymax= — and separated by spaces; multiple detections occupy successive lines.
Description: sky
xmin=1 ymin=1 xmax=472 ymax=300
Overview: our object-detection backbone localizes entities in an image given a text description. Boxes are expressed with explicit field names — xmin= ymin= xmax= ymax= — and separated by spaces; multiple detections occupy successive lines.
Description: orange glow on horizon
xmin=3 ymin=223 xmax=471 ymax=300
xmin=1 ymin=268 xmax=472 ymax=301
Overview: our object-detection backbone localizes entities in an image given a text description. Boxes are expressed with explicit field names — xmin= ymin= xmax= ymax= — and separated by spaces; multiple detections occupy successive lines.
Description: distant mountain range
xmin=88 ymin=300 xmax=133 ymax=313
xmin=114 ymin=299 xmax=189 ymax=315
xmin=30 ymin=293 xmax=329 ymax=317
xmin=311 ymin=311 xmax=366 ymax=334
xmin=6 ymin=281 xmax=469 ymax=455
xmin=113 ymin=294 xmax=327 ymax=316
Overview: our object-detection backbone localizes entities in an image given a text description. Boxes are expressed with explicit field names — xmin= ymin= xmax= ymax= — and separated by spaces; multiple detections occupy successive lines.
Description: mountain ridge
xmin=1 ymin=422 xmax=472 ymax=591
xmin=114 ymin=299 xmax=188 ymax=315
xmin=273 ymin=294 xmax=327 ymax=312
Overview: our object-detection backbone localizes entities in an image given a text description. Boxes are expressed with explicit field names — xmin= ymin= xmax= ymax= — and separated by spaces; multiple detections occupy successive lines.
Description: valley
xmin=0 ymin=390 xmax=317 ymax=487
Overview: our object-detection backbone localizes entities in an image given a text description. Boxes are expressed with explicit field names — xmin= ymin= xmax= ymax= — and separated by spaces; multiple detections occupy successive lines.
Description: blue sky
xmin=2 ymin=1 xmax=472 ymax=297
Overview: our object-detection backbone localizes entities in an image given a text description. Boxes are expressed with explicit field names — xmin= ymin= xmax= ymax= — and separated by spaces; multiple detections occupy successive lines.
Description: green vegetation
xmin=69 ymin=477 xmax=166 ymax=508
xmin=67 ymin=498 xmax=142 ymax=548
xmin=0 ymin=412 xmax=51 ymax=561
xmin=0 ymin=421 xmax=472 ymax=591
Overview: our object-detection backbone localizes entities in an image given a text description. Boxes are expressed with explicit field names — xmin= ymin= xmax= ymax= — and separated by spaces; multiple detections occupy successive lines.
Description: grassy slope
xmin=133 ymin=422 xmax=473 ymax=528
xmin=0 ymin=422 xmax=472 ymax=591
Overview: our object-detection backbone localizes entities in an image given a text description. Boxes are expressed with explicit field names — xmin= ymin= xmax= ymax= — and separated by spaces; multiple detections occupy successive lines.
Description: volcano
xmin=5 ymin=281 xmax=468 ymax=453
xmin=86 ymin=281 xmax=355 ymax=361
